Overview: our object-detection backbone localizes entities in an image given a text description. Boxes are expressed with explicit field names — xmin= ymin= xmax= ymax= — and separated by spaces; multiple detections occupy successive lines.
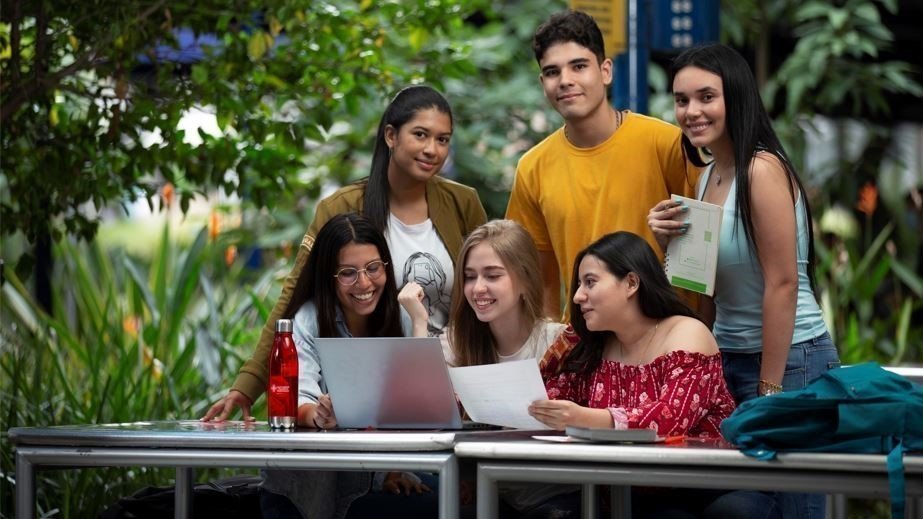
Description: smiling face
xmin=462 ymin=242 xmax=522 ymax=324
xmin=334 ymin=242 xmax=387 ymax=328
xmin=673 ymin=65 xmax=729 ymax=151
xmin=385 ymin=107 xmax=452 ymax=186
xmin=572 ymin=254 xmax=634 ymax=332
xmin=539 ymin=41 xmax=612 ymax=124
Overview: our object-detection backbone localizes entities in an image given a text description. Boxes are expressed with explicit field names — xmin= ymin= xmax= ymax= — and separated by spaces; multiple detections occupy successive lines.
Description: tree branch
xmin=9 ymin=0 xmax=22 ymax=87
xmin=34 ymin=0 xmax=49 ymax=98
xmin=0 ymin=0 xmax=169 ymax=126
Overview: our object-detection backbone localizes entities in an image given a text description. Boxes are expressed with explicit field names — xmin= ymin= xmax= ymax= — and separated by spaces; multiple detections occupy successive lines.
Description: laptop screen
xmin=314 ymin=337 xmax=464 ymax=430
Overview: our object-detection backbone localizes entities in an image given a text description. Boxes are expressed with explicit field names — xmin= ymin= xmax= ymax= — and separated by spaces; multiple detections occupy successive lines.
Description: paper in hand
xmin=448 ymin=360 xmax=550 ymax=430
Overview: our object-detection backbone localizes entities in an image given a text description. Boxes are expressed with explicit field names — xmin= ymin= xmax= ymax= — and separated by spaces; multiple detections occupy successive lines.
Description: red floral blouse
xmin=543 ymin=350 xmax=736 ymax=438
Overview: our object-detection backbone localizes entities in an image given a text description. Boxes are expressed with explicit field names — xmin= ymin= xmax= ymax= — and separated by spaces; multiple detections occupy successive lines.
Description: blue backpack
xmin=720 ymin=362 xmax=923 ymax=518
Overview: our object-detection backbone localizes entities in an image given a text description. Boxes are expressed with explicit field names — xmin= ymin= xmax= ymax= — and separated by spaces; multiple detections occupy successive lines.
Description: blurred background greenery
xmin=1 ymin=0 xmax=921 ymax=516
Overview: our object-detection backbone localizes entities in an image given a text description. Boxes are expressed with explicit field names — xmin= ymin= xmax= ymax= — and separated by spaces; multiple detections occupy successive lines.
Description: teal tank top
xmin=698 ymin=165 xmax=828 ymax=353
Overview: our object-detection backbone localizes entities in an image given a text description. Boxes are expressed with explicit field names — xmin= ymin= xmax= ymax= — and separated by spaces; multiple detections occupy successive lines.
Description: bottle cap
xmin=275 ymin=319 xmax=293 ymax=333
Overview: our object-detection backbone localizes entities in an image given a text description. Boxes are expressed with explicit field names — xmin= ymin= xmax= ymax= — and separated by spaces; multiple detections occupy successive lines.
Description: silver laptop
xmin=314 ymin=337 xmax=465 ymax=430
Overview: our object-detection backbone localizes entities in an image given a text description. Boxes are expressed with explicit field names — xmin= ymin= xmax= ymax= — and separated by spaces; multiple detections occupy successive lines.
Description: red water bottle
xmin=268 ymin=318 xmax=298 ymax=429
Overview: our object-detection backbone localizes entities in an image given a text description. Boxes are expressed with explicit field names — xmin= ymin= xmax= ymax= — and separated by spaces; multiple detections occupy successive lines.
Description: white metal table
xmin=454 ymin=434 xmax=923 ymax=519
xmin=10 ymin=420 xmax=461 ymax=519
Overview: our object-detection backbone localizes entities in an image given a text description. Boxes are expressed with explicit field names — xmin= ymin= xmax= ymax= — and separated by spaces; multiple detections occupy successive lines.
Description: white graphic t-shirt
xmin=386 ymin=213 xmax=454 ymax=336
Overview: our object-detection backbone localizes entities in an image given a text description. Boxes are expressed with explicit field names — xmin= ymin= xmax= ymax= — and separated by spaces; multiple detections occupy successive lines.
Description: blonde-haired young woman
xmin=400 ymin=219 xmax=580 ymax=518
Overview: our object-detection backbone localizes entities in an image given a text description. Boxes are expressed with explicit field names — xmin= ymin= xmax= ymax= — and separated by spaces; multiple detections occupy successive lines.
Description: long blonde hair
xmin=449 ymin=220 xmax=544 ymax=366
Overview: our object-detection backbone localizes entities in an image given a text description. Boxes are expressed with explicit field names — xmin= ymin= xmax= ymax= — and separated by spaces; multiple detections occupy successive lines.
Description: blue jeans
xmin=721 ymin=331 xmax=840 ymax=519
xmin=260 ymin=473 xmax=439 ymax=519
xmin=722 ymin=331 xmax=841 ymax=404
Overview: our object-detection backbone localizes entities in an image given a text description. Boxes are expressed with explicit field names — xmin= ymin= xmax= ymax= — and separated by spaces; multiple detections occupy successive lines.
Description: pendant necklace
xmin=715 ymin=164 xmax=732 ymax=186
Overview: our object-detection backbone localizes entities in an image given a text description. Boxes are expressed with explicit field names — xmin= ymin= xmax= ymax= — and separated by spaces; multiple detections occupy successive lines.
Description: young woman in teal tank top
xmin=648 ymin=43 xmax=839 ymax=519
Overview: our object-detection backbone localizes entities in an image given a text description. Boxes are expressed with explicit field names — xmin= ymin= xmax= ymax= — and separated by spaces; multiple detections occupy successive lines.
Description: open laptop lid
xmin=314 ymin=337 xmax=464 ymax=430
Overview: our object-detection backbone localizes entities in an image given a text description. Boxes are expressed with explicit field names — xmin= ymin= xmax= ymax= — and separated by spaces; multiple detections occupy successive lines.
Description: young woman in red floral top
xmin=530 ymin=232 xmax=780 ymax=518
xmin=529 ymin=231 xmax=736 ymax=438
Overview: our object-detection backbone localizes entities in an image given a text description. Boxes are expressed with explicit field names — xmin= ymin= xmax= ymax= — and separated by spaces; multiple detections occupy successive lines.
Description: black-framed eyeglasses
xmin=333 ymin=260 xmax=388 ymax=286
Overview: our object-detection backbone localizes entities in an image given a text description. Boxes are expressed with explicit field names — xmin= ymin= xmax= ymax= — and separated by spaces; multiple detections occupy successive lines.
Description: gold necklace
xmin=619 ymin=321 xmax=660 ymax=365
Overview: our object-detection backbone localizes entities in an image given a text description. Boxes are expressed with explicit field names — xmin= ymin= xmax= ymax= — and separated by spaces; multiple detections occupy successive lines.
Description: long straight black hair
xmin=364 ymin=85 xmax=453 ymax=233
xmin=563 ymin=232 xmax=698 ymax=376
xmin=282 ymin=213 xmax=403 ymax=339
xmin=671 ymin=43 xmax=817 ymax=286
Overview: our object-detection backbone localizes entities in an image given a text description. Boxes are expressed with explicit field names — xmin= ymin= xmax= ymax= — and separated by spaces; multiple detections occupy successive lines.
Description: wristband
xmin=758 ymin=379 xmax=783 ymax=396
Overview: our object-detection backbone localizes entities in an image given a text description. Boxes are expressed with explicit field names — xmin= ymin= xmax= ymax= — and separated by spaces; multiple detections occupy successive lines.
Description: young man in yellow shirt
xmin=506 ymin=10 xmax=700 ymax=318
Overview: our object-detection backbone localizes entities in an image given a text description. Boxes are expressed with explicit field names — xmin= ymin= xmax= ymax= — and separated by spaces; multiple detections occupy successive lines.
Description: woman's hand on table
xmin=312 ymin=394 xmax=337 ymax=430
xmin=201 ymin=390 xmax=254 ymax=422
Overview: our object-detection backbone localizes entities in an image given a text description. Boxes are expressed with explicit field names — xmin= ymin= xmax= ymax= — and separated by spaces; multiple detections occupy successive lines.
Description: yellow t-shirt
xmin=506 ymin=112 xmax=700 ymax=304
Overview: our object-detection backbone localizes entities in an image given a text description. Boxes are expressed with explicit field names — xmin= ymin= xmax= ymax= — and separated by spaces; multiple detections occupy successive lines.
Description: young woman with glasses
xmin=259 ymin=213 xmax=438 ymax=519
xmin=203 ymin=85 xmax=487 ymax=422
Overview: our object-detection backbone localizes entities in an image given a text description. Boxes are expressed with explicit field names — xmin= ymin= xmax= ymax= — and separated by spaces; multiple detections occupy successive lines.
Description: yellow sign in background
xmin=569 ymin=0 xmax=627 ymax=57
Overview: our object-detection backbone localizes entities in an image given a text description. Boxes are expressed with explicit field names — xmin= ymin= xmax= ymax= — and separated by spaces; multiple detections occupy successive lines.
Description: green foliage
xmin=445 ymin=0 xmax=566 ymax=218
xmin=0 ymin=225 xmax=280 ymax=517
xmin=762 ymin=0 xmax=923 ymax=117
xmin=721 ymin=0 xmax=798 ymax=50
xmin=817 ymin=219 xmax=923 ymax=365
xmin=0 ymin=0 xmax=486 ymax=243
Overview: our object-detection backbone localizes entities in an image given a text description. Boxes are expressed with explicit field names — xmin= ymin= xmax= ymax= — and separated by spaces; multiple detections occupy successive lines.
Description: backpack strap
xmin=886 ymin=436 xmax=905 ymax=519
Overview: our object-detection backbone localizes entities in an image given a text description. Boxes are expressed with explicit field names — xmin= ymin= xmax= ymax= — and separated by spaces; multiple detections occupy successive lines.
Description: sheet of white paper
xmin=448 ymin=359 xmax=550 ymax=430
